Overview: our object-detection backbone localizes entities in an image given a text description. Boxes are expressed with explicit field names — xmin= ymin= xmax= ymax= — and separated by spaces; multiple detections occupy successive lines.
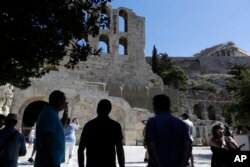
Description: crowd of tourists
xmin=0 ymin=90 xmax=246 ymax=167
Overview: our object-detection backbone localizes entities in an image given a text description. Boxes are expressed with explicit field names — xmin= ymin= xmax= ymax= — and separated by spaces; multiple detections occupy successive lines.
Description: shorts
xmin=65 ymin=142 xmax=75 ymax=155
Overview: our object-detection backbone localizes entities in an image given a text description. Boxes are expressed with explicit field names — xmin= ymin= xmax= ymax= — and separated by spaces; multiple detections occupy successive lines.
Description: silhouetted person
xmin=0 ymin=113 xmax=26 ymax=167
xmin=35 ymin=90 xmax=68 ymax=167
xmin=145 ymin=94 xmax=192 ymax=167
xmin=78 ymin=99 xmax=125 ymax=167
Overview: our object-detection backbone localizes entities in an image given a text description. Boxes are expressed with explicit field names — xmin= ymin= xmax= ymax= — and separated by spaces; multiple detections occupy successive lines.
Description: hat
xmin=5 ymin=113 xmax=18 ymax=121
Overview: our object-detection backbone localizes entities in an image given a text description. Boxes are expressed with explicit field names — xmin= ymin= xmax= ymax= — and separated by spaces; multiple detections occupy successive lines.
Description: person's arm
xmin=179 ymin=140 xmax=192 ymax=167
xmin=61 ymin=103 xmax=68 ymax=126
xmin=116 ymin=140 xmax=125 ymax=167
xmin=19 ymin=135 xmax=27 ymax=156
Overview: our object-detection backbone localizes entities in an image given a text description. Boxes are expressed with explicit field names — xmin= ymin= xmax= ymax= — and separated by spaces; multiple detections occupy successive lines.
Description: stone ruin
xmin=3 ymin=6 xmax=250 ymax=145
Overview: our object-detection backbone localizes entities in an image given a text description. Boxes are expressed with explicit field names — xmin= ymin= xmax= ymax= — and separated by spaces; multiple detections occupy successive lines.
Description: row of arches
xmin=101 ymin=8 xmax=128 ymax=32
xmin=193 ymin=104 xmax=217 ymax=120
xmin=99 ymin=34 xmax=128 ymax=55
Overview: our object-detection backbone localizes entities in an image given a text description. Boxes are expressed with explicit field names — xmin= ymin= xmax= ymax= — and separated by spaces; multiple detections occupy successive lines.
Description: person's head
xmin=181 ymin=113 xmax=189 ymax=120
xmin=152 ymin=94 xmax=170 ymax=114
xmin=212 ymin=122 xmax=224 ymax=139
xmin=4 ymin=113 xmax=18 ymax=127
xmin=49 ymin=90 xmax=67 ymax=111
xmin=97 ymin=99 xmax=112 ymax=116
xmin=0 ymin=114 xmax=6 ymax=128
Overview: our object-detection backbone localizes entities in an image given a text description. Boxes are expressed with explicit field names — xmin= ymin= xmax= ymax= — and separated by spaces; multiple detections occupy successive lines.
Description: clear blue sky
xmin=110 ymin=0 xmax=250 ymax=57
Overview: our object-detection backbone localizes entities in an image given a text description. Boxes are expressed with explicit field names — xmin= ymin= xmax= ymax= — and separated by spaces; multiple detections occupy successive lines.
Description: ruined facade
xmin=3 ymin=7 xmax=250 ymax=145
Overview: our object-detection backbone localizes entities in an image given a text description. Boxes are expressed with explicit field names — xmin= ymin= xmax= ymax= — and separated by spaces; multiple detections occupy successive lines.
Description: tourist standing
xmin=64 ymin=117 xmax=79 ymax=164
xmin=78 ymin=99 xmax=125 ymax=167
xmin=181 ymin=113 xmax=194 ymax=167
xmin=145 ymin=94 xmax=192 ymax=167
xmin=210 ymin=122 xmax=240 ymax=167
xmin=0 ymin=113 xmax=27 ymax=167
xmin=35 ymin=90 xmax=68 ymax=167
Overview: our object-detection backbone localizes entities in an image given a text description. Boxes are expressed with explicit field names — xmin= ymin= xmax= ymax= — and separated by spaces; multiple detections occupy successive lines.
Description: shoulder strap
xmin=0 ymin=130 xmax=18 ymax=150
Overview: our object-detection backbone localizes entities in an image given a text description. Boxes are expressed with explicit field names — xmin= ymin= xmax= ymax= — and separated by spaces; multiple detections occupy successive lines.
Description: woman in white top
xmin=64 ymin=118 xmax=79 ymax=164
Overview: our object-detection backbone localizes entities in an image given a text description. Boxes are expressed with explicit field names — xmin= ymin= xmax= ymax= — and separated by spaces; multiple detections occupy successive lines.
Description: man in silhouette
xmin=78 ymin=99 xmax=125 ymax=167
xmin=35 ymin=90 xmax=68 ymax=167
xmin=145 ymin=94 xmax=192 ymax=167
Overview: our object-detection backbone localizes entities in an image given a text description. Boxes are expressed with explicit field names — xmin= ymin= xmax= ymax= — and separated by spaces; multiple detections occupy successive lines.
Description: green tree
xmin=0 ymin=0 xmax=111 ymax=89
xmin=227 ymin=67 xmax=250 ymax=126
xmin=161 ymin=65 xmax=188 ymax=90
xmin=151 ymin=45 xmax=159 ymax=74
xmin=158 ymin=52 xmax=171 ymax=74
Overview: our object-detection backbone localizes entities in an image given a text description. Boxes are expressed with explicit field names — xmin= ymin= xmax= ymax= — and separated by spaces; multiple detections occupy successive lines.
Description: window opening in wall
xmin=119 ymin=16 xmax=125 ymax=32
xmin=99 ymin=34 xmax=109 ymax=54
xmin=119 ymin=10 xmax=127 ymax=32
xmin=194 ymin=104 xmax=203 ymax=120
xmin=208 ymin=105 xmax=216 ymax=120
xmin=99 ymin=41 xmax=108 ymax=53
xmin=119 ymin=37 xmax=127 ymax=55
xmin=119 ymin=44 xmax=125 ymax=55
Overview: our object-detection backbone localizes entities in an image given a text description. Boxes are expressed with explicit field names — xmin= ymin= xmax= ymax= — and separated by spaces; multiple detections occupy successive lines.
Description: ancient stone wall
xmin=171 ymin=56 xmax=250 ymax=76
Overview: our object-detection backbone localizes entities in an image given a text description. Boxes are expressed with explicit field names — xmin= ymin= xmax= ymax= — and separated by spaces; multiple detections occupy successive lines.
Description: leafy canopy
xmin=0 ymin=0 xmax=111 ymax=89
xmin=227 ymin=65 xmax=250 ymax=126
xmin=150 ymin=46 xmax=188 ymax=90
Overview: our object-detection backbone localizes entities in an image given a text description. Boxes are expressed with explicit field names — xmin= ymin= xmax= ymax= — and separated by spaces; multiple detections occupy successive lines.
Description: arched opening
xmin=119 ymin=10 xmax=128 ymax=32
xmin=99 ymin=34 xmax=109 ymax=53
xmin=194 ymin=104 xmax=203 ymax=120
xmin=208 ymin=105 xmax=216 ymax=120
xmin=119 ymin=37 xmax=128 ymax=55
xmin=22 ymin=101 xmax=48 ymax=136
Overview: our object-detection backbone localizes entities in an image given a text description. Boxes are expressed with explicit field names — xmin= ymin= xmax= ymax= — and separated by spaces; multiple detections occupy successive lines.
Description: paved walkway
xmin=18 ymin=146 xmax=212 ymax=167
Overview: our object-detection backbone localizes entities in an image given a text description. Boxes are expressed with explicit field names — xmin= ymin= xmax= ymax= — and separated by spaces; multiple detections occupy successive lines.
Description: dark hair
xmin=0 ymin=114 xmax=6 ymax=121
xmin=153 ymin=94 xmax=170 ymax=111
xmin=49 ymin=90 xmax=66 ymax=106
xmin=181 ymin=113 xmax=189 ymax=119
xmin=4 ymin=119 xmax=17 ymax=127
xmin=97 ymin=99 xmax=112 ymax=116
xmin=212 ymin=122 xmax=223 ymax=138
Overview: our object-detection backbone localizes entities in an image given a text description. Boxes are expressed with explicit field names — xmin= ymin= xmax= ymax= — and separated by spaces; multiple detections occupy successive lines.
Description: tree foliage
xmin=0 ymin=0 xmax=111 ymax=89
xmin=149 ymin=47 xmax=188 ymax=90
xmin=151 ymin=45 xmax=159 ymax=74
xmin=161 ymin=65 xmax=188 ymax=90
xmin=227 ymin=66 xmax=250 ymax=126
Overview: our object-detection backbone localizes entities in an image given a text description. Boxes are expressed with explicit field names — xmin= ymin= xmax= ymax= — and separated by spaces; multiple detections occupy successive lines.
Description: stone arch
xmin=208 ymin=105 xmax=216 ymax=120
xmin=119 ymin=9 xmax=128 ymax=32
xmin=194 ymin=104 xmax=203 ymax=120
xmin=18 ymin=96 xmax=48 ymax=135
xmin=99 ymin=34 xmax=109 ymax=53
xmin=119 ymin=37 xmax=128 ymax=55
